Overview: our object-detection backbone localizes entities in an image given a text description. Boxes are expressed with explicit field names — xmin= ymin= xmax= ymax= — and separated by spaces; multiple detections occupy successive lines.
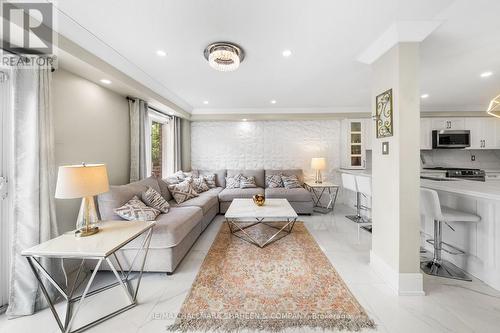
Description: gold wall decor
xmin=375 ymin=89 xmax=393 ymax=138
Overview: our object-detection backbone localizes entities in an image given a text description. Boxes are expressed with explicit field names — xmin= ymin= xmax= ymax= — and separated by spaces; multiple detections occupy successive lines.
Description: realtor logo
xmin=2 ymin=2 xmax=53 ymax=54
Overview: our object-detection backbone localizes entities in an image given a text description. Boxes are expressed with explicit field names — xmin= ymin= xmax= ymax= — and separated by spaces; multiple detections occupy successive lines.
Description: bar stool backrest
xmin=355 ymin=175 xmax=371 ymax=197
xmin=420 ymin=188 xmax=443 ymax=221
xmin=341 ymin=173 xmax=358 ymax=192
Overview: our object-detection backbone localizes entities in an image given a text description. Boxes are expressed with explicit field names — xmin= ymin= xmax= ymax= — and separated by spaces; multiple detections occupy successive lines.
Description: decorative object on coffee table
xmin=23 ymin=221 xmax=155 ymax=333
xmin=55 ymin=163 xmax=109 ymax=237
xmin=311 ymin=157 xmax=326 ymax=183
xmin=304 ymin=180 xmax=340 ymax=214
xmin=168 ymin=222 xmax=375 ymax=332
xmin=252 ymin=193 xmax=265 ymax=206
xmin=225 ymin=199 xmax=298 ymax=248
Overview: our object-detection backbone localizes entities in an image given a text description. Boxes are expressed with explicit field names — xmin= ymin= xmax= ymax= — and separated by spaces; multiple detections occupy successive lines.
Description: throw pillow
xmin=188 ymin=177 xmax=210 ymax=193
xmin=225 ymin=174 xmax=242 ymax=189
xmin=168 ymin=179 xmax=199 ymax=204
xmin=239 ymin=175 xmax=257 ymax=188
xmin=266 ymin=174 xmax=283 ymax=188
xmin=201 ymin=174 xmax=217 ymax=188
xmin=282 ymin=175 xmax=302 ymax=189
xmin=114 ymin=196 xmax=160 ymax=221
xmin=141 ymin=186 xmax=170 ymax=213
xmin=172 ymin=170 xmax=192 ymax=181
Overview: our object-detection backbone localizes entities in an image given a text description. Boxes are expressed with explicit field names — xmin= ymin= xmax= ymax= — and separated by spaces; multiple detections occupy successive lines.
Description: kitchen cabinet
xmin=465 ymin=118 xmax=498 ymax=149
xmin=363 ymin=118 xmax=373 ymax=151
xmin=420 ymin=118 xmax=432 ymax=150
xmin=431 ymin=118 xmax=465 ymax=130
xmin=341 ymin=119 xmax=366 ymax=169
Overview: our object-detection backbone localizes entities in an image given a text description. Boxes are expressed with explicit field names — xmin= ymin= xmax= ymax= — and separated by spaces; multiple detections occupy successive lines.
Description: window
xmin=148 ymin=109 xmax=170 ymax=178
xmin=151 ymin=121 xmax=163 ymax=178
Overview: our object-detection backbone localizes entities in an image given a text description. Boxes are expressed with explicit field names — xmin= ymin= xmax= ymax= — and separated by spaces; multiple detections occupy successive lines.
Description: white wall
xmin=191 ymin=120 xmax=341 ymax=181
xmin=53 ymin=69 xmax=130 ymax=233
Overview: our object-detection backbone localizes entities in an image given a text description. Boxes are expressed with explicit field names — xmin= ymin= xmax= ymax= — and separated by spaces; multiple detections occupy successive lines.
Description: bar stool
xmin=341 ymin=173 xmax=361 ymax=222
xmin=355 ymin=175 xmax=372 ymax=236
xmin=420 ymin=188 xmax=480 ymax=281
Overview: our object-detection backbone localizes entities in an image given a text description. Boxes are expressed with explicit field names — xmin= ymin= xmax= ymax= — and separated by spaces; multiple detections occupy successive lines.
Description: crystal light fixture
xmin=204 ymin=42 xmax=245 ymax=72
xmin=487 ymin=94 xmax=500 ymax=118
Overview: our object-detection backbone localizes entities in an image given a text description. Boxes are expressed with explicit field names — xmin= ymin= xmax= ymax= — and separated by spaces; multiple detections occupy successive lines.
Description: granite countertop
xmin=421 ymin=179 xmax=500 ymax=201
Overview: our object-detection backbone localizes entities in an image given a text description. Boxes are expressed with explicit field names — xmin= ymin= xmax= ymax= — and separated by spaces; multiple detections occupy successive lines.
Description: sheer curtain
xmin=7 ymin=63 xmax=61 ymax=317
xmin=129 ymin=98 xmax=150 ymax=181
xmin=167 ymin=116 xmax=182 ymax=175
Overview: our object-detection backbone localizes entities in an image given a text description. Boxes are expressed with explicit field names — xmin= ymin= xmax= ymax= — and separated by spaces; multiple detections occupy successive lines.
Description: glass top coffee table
xmin=225 ymin=198 xmax=298 ymax=248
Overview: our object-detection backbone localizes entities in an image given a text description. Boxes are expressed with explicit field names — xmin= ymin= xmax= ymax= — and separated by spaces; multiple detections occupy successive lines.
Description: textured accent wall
xmin=191 ymin=120 xmax=341 ymax=180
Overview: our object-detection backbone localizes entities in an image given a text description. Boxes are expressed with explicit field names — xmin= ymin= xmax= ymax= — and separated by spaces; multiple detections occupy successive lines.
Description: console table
xmin=22 ymin=220 xmax=155 ymax=333
xmin=304 ymin=181 xmax=340 ymax=213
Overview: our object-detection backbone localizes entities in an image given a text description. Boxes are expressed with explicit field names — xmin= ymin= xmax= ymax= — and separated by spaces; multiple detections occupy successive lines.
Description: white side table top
xmin=225 ymin=198 xmax=298 ymax=219
xmin=304 ymin=181 xmax=339 ymax=188
xmin=22 ymin=220 xmax=155 ymax=258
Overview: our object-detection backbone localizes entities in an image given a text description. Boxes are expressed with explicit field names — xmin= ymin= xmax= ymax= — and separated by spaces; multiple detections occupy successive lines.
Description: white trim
xmin=357 ymin=20 xmax=442 ymax=64
xmin=191 ymin=107 xmax=370 ymax=115
xmin=370 ymin=250 xmax=425 ymax=296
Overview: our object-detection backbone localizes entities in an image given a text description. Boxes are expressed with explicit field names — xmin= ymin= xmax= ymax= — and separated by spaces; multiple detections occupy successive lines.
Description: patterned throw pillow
xmin=114 ymin=196 xmax=160 ymax=221
xmin=173 ymin=170 xmax=192 ymax=181
xmin=188 ymin=177 xmax=210 ymax=193
xmin=141 ymin=186 xmax=170 ymax=213
xmin=225 ymin=174 xmax=242 ymax=189
xmin=266 ymin=174 xmax=283 ymax=188
xmin=168 ymin=179 xmax=199 ymax=204
xmin=281 ymin=175 xmax=302 ymax=189
xmin=201 ymin=174 xmax=216 ymax=188
xmin=239 ymin=176 xmax=257 ymax=188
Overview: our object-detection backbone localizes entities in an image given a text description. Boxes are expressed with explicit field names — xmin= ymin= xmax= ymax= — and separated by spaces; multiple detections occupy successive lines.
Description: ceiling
xmin=50 ymin=0 xmax=500 ymax=114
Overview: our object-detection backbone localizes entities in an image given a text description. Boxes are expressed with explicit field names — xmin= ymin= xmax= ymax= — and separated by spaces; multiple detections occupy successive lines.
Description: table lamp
xmin=55 ymin=163 xmax=109 ymax=237
xmin=311 ymin=157 xmax=326 ymax=184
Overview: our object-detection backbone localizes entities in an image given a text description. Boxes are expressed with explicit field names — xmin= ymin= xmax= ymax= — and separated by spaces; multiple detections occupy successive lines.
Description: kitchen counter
xmin=421 ymin=178 xmax=500 ymax=201
xmin=337 ymin=168 xmax=372 ymax=177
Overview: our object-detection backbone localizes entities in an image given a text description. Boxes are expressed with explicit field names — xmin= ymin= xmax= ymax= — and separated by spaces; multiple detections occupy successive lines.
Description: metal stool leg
xmin=421 ymin=220 xmax=471 ymax=281
xmin=346 ymin=191 xmax=363 ymax=222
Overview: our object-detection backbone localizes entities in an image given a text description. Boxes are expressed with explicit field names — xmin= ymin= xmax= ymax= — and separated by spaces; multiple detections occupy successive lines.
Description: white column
xmin=369 ymin=43 xmax=424 ymax=295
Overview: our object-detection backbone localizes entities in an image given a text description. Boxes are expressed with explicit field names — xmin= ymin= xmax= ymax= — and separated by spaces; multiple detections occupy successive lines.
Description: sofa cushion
xmin=97 ymin=177 xmax=160 ymax=221
xmin=169 ymin=191 xmax=219 ymax=214
xmin=265 ymin=187 xmax=313 ymax=202
xmin=205 ymin=187 xmax=224 ymax=196
xmin=265 ymin=169 xmax=304 ymax=184
xmin=114 ymin=196 xmax=160 ymax=221
xmin=227 ymin=169 xmax=265 ymax=188
xmin=218 ymin=187 xmax=265 ymax=202
xmin=125 ymin=206 xmax=203 ymax=249
xmin=193 ymin=169 xmax=227 ymax=188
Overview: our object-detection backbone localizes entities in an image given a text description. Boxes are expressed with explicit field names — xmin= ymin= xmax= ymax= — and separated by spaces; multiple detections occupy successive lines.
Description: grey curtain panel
xmin=167 ymin=116 xmax=182 ymax=174
xmin=129 ymin=98 xmax=149 ymax=182
xmin=7 ymin=64 xmax=61 ymax=318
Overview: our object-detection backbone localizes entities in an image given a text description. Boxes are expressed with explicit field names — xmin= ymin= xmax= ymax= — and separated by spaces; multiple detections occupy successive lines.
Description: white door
xmin=465 ymin=118 xmax=483 ymax=149
xmin=0 ymin=68 xmax=11 ymax=309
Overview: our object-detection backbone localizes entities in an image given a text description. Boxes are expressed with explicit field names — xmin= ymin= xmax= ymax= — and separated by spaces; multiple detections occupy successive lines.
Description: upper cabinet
xmin=341 ymin=119 xmax=367 ymax=169
xmin=364 ymin=118 xmax=373 ymax=151
xmin=465 ymin=117 xmax=499 ymax=149
xmin=431 ymin=118 xmax=465 ymax=130
xmin=420 ymin=118 xmax=432 ymax=150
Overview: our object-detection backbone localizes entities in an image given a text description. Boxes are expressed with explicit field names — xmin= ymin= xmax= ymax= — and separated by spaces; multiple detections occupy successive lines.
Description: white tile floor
xmin=1 ymin=204 xmax=500 ymax=333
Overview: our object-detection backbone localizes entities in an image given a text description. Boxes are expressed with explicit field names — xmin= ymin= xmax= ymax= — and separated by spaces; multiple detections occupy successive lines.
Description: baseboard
xmin=370 ymin=250 xmax=425 ymax=296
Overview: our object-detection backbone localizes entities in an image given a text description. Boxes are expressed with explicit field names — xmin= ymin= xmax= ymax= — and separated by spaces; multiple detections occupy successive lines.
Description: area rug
xmin=168 ymin=222 xmax=375 ymax=332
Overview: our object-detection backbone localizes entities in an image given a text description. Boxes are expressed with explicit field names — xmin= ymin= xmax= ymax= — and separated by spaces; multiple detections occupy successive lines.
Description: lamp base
xmin=75 ymin=226 xmax=99 ymax=237
xmin=315 ymin=170 xmax=323 ymax=184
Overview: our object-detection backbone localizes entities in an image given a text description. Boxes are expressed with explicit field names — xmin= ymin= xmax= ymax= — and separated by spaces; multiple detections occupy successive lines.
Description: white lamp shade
xmin=55 ymin=164 xmax=109 ymax=199
xmin=311 ymin=157 xmax=326 ymax=170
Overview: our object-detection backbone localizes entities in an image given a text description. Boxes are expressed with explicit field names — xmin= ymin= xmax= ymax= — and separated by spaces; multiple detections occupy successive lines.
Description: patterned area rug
xmin=168 ymin=222 xmax=375 ymax=332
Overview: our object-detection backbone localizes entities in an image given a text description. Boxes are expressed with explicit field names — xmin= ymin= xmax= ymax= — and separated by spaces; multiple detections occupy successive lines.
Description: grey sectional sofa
xmin=96 ymin=169 xmax=313 ymax=274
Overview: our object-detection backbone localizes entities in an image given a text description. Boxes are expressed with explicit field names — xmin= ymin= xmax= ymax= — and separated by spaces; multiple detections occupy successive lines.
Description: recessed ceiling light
xmin=100 ymin=79 xmax=111 ymax=85
xmin=270 ymin=100 xmax=277 ymax=104
xmin=480 ymin=71 xmax=493 ymax=78
xmin=282 ymin=49 xmax=292 ymax=57
xmin=203 ymin=100 xmax=209 ymax=105
xmin=420 ymin=94 xmax=429 ymax=99
xmin=156 ymin=50 xmax=166 ymax=57
xmin=242 ymin=118 xmax=248 ymax=121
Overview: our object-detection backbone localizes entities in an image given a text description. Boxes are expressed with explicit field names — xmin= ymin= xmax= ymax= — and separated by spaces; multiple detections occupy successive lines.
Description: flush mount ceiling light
xmin=421 ymin=94 xmax=429 ymax=99
xmin=156 ymin=50 xmax=166 ymax=57
xmin=487 ymin=94 xmax=500 ymax=118
xmin=480 ymin=71 xmax=493 ymax=78
xmin=100 ymin=79 xmax=111 ymax=84
xmin=282 ymin=49 xmax=292 ymax=57
xmin=204 ymin=42 xmax=245 ymax=72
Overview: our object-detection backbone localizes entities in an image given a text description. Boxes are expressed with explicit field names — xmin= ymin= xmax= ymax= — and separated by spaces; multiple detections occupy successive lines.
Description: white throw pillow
xmin=168 ymin=179 xmax=199 ymax=204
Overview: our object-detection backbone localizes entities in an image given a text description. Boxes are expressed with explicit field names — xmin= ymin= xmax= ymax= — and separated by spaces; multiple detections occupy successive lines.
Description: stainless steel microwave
xmin=432 ymin=130 xmax=471 ymax=149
